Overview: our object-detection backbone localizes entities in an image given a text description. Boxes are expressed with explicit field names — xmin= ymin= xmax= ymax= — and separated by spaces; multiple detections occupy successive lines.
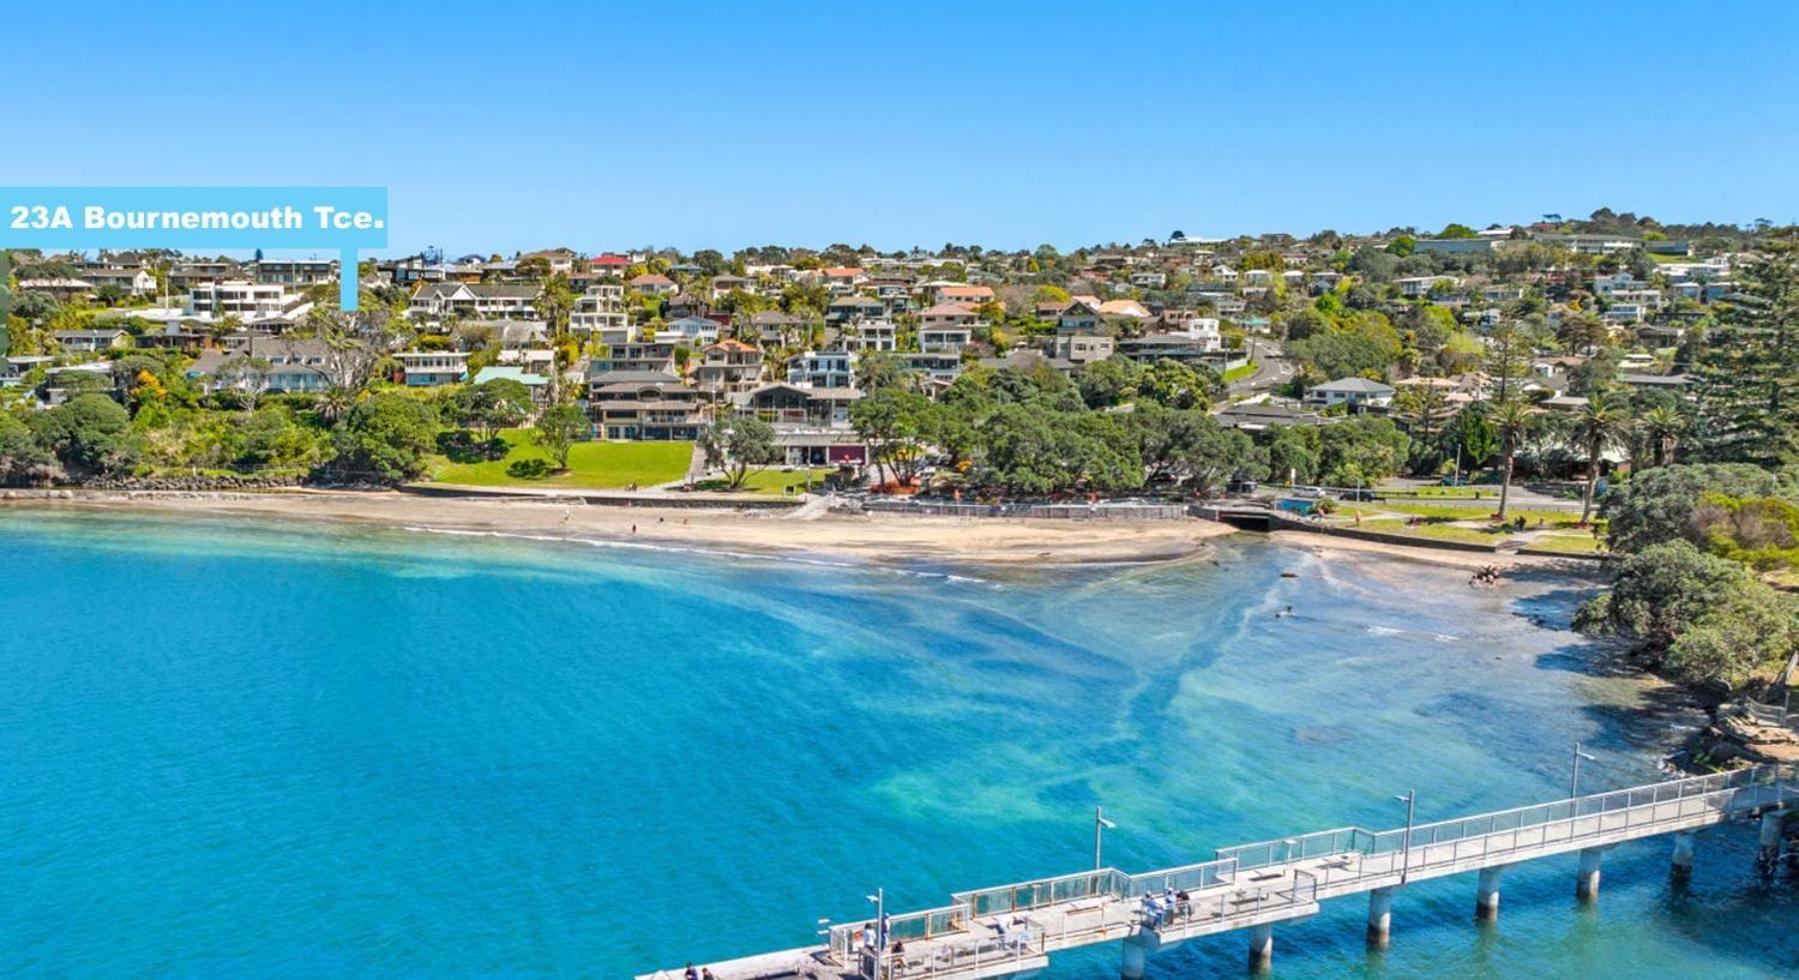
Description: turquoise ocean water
xmin=1 ymin=510 xmax=1794 ymax=978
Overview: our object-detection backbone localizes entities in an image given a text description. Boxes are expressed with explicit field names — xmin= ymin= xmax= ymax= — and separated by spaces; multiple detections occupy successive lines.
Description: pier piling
xmin=1365 ymin=887 xmax=1394 ymax=947
xmin=1120 ymin=935 xmax=1146 ymax=980
xmin=1757 ymin=810 xmax=1784 ymax=875
xmin=1576 ymin=847 xmax=1604 ymax=902
xmin=1475 ymin=866 xmax=1504 ymax=922
xmin=1671 ymin=831 xmax=1696 ymax=883
xmin=1247 ymin=923 xmax=1273 ymax=973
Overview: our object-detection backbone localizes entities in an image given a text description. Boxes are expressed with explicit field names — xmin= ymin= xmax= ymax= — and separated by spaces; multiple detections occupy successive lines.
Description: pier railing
xmin=653 ymin=763 xmax=1799 ymax=980
xmin=1120 ymin=857 xmax=1238 ymax=897
xmin=1217 ymin=827 xmax=1375 ymax=871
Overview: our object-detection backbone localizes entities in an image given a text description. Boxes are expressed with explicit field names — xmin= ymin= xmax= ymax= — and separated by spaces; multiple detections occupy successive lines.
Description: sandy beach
xmin=1 ymin=489 xmax=1240 ymax=566
xmin=1 ymin=489 xmax=1613 ymax=573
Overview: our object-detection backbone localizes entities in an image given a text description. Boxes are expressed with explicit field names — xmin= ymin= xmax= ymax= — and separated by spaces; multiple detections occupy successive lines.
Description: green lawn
xmin=429 ymin=429 xmax=692 ymax=489
xmin=695 ymin=467 xmax=833 ymax=496
xmin=1221 ymin=361 xmax=1258 ymax=383
xmin=1527 ymin=533 xmax=1608 ymax=555
xmin=1350 ymin=501 xmax=1590 ymax=528
xmin=1358 ymin=518 xmax=1504 ymax=545
xmin=734 ymin=467 xmax=834 ymax=495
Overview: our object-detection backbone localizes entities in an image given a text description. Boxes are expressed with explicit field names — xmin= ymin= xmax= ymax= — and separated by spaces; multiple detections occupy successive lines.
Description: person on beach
xmin=684 ymin=964 xmax=698 ymax=980
xmin=701 ymin=969 xmax=716 ymax=980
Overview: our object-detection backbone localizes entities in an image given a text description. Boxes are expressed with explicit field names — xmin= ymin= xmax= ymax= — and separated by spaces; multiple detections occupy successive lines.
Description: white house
xmin=846 ymin=317 xmax=897 ymax=352
xmin=657 ymin=316 xmax=721 ymax=345
xmin=571 ymin=283 xmax=631 ymax=342
xmin=187 ymin=281 xmax=290 ymax=318
xmin=1395 ymin=276 xmax=1459 ymax=299
xmin=1303 ymin=377 xmax=1396 ymax=410
xmin=395 ymin=350 xmax=470 ymax=387
xmin=789 ymin=349 xmax=857 ymax=389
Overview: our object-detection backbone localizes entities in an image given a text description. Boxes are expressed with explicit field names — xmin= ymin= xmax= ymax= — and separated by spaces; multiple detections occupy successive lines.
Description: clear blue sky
xmin=11 ymin=1 xmax=1797 ymax=256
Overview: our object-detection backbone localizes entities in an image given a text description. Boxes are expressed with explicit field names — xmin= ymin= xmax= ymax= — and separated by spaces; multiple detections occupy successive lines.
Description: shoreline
xmin=0 ymin=489 xmax=1622 ymax=574
xmin=0 ymin=489 xmax=1235 ymax=567
xmin=1266 ymin=528 xmax=1599 ymax=573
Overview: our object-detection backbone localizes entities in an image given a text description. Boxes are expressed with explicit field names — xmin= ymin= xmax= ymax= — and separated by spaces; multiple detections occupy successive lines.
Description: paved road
xmin=1230 ymin=339 xmax=1293 ymax=394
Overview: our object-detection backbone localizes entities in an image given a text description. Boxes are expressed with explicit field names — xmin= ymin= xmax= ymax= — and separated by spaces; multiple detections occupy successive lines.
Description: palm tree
xmin=1490 ymin=397 xmax=1536 ymax=519
xmin=1571 ymin=395 xmax=1632 ymax=525
xmin=1637 ymin=405 xmax=1685 ymax=468
xmin=533 ymin=272 xmax=577 ymax=402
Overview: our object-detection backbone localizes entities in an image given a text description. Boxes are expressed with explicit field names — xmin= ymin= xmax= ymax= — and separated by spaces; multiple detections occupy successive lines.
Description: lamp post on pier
xmin=865 ymin=889 xmax=886 ymax=979
xmin=1394 ymin=790 xmax=1417 ymax=885
xmin=1570 ymin=742 xmax=1598 ymax=800
xmin=1094 ymin=806 xmax=1118 ymax=870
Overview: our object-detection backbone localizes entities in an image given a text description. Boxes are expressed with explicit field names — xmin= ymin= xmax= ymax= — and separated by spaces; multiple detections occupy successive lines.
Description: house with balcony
xmin=694 ymin=339 xmax=767 ymax=399
xmin=917 ymin=303 xmax=979 ymax=352
xmin=896 ymin=351 xmax=963 ymax=385
xmin=408 ymin=282 xmax=539 ymax=321
xmin=1058 ymin=298 xmax=1104 ymax=333
xmin=186 ymin=338 xmax=333 ymax=394
xmin=734 ymin=382 xmax=862 ymax=428
xmin=571 ymin=283 xmax=631 ymax=343
xmin=820 ymin=267 xmax=866 ymax=295
xmin=869 ymin=278 xmax=915 ymax=314
xmin=657 ymin=316 xmax=721 ymax=345
xmin=789 ymin=349 xmax=857 ymax=389
xmin=827 ymin=294 xmax=886 ymax=324
xmin=1118 ymin=333 xmax=1220 ymax=367
xmin=1592 ymin=272 xmax=1643 ymax=296
xmin=254 ymin=258 xmax=337 ymax=286
xmin=395 ymin=350 xmax=470 ymax=387
xmin=589 ymin=372 xmax=706 ymax=441
xmin=187 ymin=281 xmax=291 ymax=318
xmin=845 ymin=317 xmax=897 ymax=352
xmin=168 ymin=260 xmax=240 ymax=290
xmin=590 ymin=341 xmax=679 ymax=376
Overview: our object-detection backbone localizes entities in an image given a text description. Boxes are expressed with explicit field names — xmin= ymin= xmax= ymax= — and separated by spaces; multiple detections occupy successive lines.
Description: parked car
xmin=1339 ymin=488 xmax=1376 ymax=501
xmin=1440 ymin=475 xmax=1468 ymax=486
xmin=1293 ymin=485 xmax=1327 ymax=499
